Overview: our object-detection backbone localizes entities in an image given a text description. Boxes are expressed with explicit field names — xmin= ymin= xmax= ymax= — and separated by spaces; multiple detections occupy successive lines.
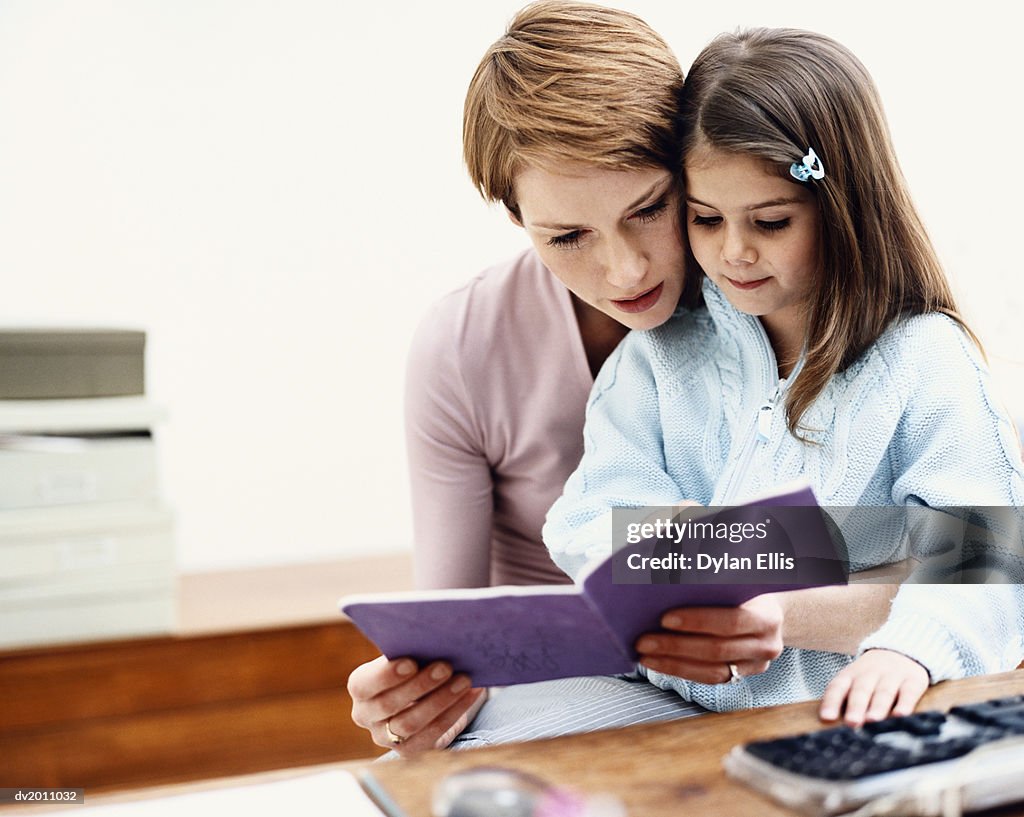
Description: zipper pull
xmin=757 ymin=381 xmax=783 ymax=442
xmin=756 ymin=401 xmax=773 ymax=442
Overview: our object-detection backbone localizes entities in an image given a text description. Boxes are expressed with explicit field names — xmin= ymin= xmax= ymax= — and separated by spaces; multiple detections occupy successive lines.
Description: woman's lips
xmin=726 ymin=276 xmax=770 ymax=291
xmin=611 ymin=282 xmax=664 ymax=314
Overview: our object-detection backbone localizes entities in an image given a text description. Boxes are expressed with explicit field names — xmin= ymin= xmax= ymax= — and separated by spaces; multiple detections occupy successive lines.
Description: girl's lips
xmin=726 ymin=276 xmax=770 ymax=291
xmin=611 ymin=282 xmax=664 ymax=314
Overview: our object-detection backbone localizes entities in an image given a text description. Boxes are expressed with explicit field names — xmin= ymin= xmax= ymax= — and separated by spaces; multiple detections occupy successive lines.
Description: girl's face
xmin=512 ymin=163 xmax=686 ymax=331
xmin=685 ymin=146 xmax=820 ymax=360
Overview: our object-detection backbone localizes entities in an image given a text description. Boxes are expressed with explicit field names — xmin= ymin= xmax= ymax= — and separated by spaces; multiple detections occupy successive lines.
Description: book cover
xmin=340 ymin=485 xmax=847 ymax=686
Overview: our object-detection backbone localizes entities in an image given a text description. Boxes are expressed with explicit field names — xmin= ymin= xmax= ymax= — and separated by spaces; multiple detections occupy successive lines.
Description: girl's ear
xmin=505 ymin=205 xmax=524 ymax=227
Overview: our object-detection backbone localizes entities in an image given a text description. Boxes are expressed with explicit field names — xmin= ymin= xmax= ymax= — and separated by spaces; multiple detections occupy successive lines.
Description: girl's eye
xmin=547 ymin=230 xmax=584 ymax=249
xmin=633 ymin=200 xmax=668 ymax=223
xmin=757 ymin=218 xmax=790 ymax=233
xmin=691 ymin=214 xmax=721 ymax=228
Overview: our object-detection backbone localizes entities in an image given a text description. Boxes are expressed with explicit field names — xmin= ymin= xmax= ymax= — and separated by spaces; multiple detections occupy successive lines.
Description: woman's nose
xmin=604 ymin=236 xmax=648 ymax=289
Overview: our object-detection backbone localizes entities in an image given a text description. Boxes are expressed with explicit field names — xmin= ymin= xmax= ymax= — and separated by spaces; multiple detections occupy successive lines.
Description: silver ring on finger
xmin=728 ymin=662 xmax=742 ymax=684
xmin=384 ymin=718 xmax=405 ymax=746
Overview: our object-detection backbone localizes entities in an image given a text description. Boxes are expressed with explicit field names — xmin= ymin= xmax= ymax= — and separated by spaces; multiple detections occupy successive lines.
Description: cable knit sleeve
xmin=858 ymin=315 xmax=1024 ymax=680
xmin=542 ymin=329 xmax=688 ymax=580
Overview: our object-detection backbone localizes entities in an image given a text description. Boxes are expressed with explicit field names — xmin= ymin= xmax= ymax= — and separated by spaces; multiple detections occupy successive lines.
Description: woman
xmin=348 ymin=1 xmax=898 ymax=756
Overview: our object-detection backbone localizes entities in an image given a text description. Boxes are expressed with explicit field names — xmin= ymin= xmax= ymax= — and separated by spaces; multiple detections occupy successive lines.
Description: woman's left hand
xmin=635 ymin=595 xmax=784 ymax=684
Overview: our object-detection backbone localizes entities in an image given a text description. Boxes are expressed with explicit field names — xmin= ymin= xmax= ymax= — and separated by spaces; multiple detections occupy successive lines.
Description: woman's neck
xmin=571 ymin=295 xmax=629 ymax=378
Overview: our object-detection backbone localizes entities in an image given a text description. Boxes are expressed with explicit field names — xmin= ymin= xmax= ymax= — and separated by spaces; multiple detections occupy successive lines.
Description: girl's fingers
xmin=837 ymin=672 xmax=879 ymax=727
xmin=863 ymin=679 xmax=903 ymax=724
xmin=819 ymin=673 xmax=853 ymax=721
xmin=892 ymin=673 xmax=930 ymax=717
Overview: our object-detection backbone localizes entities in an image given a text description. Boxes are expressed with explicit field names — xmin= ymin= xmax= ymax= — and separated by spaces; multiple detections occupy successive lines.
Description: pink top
xmin=405 ymin=249 xmax=595 ymax=589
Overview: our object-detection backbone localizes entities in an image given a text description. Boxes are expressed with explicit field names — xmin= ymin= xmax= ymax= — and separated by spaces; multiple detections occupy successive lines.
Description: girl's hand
xmin=635 ymin=595 xmax=784 ymax=684
xmin=819 ymin=648 xmax=930 ymax=726
xmin=347 ymin=655 xmax=487 ymax=756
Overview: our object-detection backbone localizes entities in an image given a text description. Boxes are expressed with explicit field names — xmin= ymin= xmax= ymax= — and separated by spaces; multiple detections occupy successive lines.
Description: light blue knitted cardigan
xmin=543 ymin=278 xmax=1024 ymax=712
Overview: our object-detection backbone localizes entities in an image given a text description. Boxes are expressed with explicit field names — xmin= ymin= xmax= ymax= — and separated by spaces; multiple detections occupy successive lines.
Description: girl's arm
xmin=858 ymin=316 xmax=1024 ymax=681
xmin=543 ymin=332 xmax=690 ymax=577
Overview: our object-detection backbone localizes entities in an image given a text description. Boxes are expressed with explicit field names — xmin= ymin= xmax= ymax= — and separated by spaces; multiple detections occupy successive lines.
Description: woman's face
xmin=512 ymin=164 xmax=686 ymax=331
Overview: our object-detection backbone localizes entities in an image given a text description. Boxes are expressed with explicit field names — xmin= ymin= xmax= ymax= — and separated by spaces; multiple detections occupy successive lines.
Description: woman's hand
xmin=819 ymin=648 xmax=929 ymax=726
xmin=635 ymin=595 xmax=784 ymax=684
xmin=347 ymin=655 xmax=487 ymax=756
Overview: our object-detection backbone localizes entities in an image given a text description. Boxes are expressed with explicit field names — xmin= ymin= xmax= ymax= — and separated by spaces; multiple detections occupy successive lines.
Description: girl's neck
xmin=571 ymin=295 xmax=629 ymax=378
xmin=759 ymin=312 xmax=805 ymax=379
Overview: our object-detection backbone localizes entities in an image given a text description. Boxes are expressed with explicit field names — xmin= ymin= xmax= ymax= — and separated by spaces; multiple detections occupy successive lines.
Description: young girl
xmin=543 ymin=27 xmax=1024 ymax=720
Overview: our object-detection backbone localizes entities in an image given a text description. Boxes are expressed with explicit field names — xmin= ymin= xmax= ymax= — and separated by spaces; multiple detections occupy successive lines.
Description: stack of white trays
xmin=0 ymin=385 xmax=176 ymax=650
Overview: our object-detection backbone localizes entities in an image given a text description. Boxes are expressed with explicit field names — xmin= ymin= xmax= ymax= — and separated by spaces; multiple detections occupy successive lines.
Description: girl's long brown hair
xmin=680 ymin=28 xmax=977 ymax=437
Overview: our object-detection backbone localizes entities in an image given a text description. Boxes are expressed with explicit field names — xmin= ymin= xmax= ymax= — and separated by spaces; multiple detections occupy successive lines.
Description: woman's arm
xmin=776 ymin=583 xmax=897 ymax=653
xmin=404 ymin=302 xmax=494 ymax=589
xmin=349 ymin=302 xmax=498 ymax=755
xmin=635 ymin=583 xmax=897 ymax=681
xmin=636 ymin=583 xmax=926 ymax=725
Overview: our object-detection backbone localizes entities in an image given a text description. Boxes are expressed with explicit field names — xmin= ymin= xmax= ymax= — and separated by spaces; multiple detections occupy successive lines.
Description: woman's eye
xmin=547 ymin=230 xmax=583 ymax=249
xmin=633 ymin=200 xmax=667 ymax=223
xmin=690 ymin=214 xmax=721 ymax=228
xmin=756 ymin=218 xmax=790 ymax=233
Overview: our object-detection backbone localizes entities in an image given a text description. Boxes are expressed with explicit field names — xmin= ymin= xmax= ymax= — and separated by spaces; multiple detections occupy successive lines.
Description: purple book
xmin=340 ymin=484 xmax=847 ymax=687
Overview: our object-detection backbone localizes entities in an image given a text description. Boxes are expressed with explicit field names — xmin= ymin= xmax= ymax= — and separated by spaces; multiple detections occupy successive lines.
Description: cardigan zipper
xmin=718 ymin=354 xmax=805 ymax=505
xmin=719 ymin=382 xmax=782 ymax=504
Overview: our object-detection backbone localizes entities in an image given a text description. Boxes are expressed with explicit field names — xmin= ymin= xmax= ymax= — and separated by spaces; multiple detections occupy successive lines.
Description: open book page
xmin=579 ymin=483 xmax=848 ymax=654
xmin=341 ymin=483 xmax=846 ymax=687
xmin=341 ymin=585 xmax=634 ymax=686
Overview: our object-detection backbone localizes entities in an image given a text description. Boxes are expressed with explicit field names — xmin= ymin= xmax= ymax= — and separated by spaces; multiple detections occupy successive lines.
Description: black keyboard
xmin=724 ymin=695 xmax=1024 ymax=815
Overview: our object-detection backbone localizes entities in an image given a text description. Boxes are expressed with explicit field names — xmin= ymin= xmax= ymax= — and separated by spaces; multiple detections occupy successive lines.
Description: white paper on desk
xmin=76 ymin=770 xmax=384 ymax=817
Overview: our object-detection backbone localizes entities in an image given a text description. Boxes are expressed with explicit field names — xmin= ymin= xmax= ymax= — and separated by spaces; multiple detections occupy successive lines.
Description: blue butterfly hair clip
xmin=790 ymin=148 xmax=825 ymax=182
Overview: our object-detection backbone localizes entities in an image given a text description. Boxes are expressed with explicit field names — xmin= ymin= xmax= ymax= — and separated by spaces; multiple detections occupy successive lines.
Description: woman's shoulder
xmin=409 ymin=249 xmax=587 ymax=416
xmin=415 ymin=248 xmax=569 ymax=345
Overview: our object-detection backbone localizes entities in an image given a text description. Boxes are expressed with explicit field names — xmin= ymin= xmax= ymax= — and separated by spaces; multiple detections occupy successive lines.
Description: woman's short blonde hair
xmin=463 ymin=1 xmax=685 ymax=217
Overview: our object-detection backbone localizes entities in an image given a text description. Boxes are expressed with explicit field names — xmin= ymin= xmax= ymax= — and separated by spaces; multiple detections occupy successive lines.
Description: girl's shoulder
xmin=871 ymin=311 xmax=985 ymax=376
xmin=625 ymin=305 xmax=717 ymax=378
xmin=590 ymin=306 xmax=715 ymax=402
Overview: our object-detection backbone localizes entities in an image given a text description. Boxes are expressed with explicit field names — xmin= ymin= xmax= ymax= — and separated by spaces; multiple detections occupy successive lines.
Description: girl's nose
xmin=722 ymin=227 xmax=756 ymax=265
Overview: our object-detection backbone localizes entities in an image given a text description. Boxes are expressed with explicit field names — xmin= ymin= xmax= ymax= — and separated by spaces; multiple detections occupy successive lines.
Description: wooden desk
xmin=0 ymin=556 xmax=406 ymax=792
xmin=360 ymin=671 xmax=1024 ymax=817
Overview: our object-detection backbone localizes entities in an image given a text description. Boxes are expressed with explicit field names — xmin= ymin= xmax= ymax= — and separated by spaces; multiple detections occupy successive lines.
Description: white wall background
xmin=1 ymin=1 xmax=1020 ymax=571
